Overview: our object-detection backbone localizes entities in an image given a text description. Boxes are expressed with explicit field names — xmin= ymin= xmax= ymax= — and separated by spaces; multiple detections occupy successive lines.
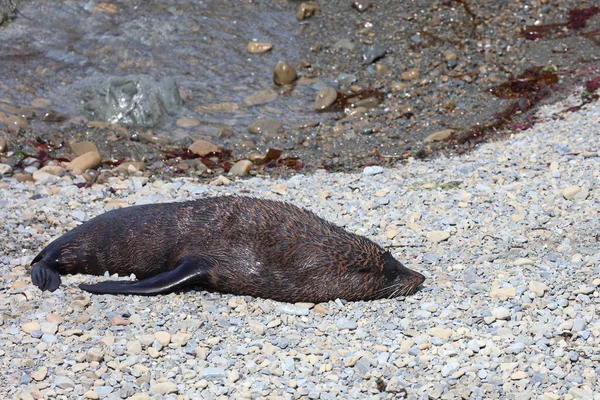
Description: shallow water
xmin=1 ymin=0 xmax=321 ymax=135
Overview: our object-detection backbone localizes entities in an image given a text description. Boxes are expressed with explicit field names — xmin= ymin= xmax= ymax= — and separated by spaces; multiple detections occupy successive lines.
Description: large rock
xmin=76 ymin=74 xmax=182 ymax=127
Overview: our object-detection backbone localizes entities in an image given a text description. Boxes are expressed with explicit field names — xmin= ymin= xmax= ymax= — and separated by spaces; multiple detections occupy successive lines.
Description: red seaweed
xmin=522 ymin=6 xmax=600 ymax=41
xmin=567 ymin=6 xmax=600 ymax=30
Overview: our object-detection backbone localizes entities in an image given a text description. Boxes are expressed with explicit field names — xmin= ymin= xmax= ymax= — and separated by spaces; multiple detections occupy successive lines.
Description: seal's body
xmin=31 ymin=197 xmax=424 ymax=302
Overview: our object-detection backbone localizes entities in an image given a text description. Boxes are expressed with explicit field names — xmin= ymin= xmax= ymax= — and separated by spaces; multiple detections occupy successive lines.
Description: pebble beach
xmin=1 ymin=95 xmax=599 ymax=399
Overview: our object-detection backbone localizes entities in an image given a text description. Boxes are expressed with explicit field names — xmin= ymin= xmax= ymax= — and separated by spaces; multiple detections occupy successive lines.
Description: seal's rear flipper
xmin=31 ymin=262 xmax=62 ymax=292
xmin=79 ymin=256 xmax=216 ymax=295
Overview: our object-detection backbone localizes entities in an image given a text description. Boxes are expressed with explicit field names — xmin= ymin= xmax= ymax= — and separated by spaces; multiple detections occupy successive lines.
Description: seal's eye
xmin=358 ymin=266 xmax=372 ymax=273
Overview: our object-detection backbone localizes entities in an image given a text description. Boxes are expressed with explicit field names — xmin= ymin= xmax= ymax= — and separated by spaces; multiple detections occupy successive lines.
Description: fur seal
xmin=30 ymin=197 xmax=425 ymax=302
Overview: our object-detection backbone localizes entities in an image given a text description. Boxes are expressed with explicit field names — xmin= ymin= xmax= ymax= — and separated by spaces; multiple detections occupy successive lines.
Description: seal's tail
xmin=31 ymin=260 xmax=62 ymax=292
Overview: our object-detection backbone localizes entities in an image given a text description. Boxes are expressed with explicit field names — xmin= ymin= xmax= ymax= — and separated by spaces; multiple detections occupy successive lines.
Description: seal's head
xmin=378 ymin=252 xmax=425 ymax=298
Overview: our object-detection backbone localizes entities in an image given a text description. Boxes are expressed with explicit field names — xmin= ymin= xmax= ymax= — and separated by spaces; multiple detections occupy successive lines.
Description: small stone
xmin=127 ymin=340 xmax=142 ymax=355
xmin=429 ymin=327 xmax=453 ymax=340
xmin=115 ymin=161 xmax=146 ymax=173
xmin=336 ymin=318 xmax=358 ymax=330
xmin=151 ymin=382 xmax=178 ymax=395
xmin=573 ymin=187 xmax=589 ymax=200
xmin=529 ymin=281 xmax=547 ymax=296
xmin=351 ymin=0 xmax=371 ymax=12
xmin=443 ymin=51 xmax=458 ymax=61
xmin=154 ymin=332 xmax=171 ymax=346
xmin=111 ymin=316 xmax=130 ymax=326
xmin=243 ymin=89 xmax=278 ymax=106
xmin=272 ymin=183 xmax=288 ymax=195
xmin=513 ymin=258 xmax=535 ymax=266
xmin=273 ymin=61 xmax=297 ymax=85
xmin=562 ymin=185 xmax=581 ymax=200
xmin=70 ymin=141 xmax=99 ymax=156
xmin=511 ymin=371 xmax=528 ymax=380
xmin=128 ymin=395 xmax=150 ymax=400
xmin=94 ymin=2 xmax=119 ymax=13
xmin=38 ymin=165 xmax=65 ymax=177
xmin=22 ymin=321 xmax=40 ymax=334
xmin=386 ymin=228 xmax=398 ymax=240
xmin=492 ymin=307 xmax=511 ymax=320
xmin=568 ymin=387 xmax=594 ymax=399
xmin=542 ymin=393 xmax=560 ymax=400
xmin=75 ymin=314 xmax=91 ymax=323
xmin=441 ymin=362 xmax=460 ymax=377
xmin=46 ymin=314 xmax=63 ymax=324
xmin=345 ymin=355 xmax=360 ymax=367
xmin=421 ymin=302 xmax=438 ymax=313
xmin=176 ymin=117 xmax=201 ymax=128
xmin=171 ymin=333 xmax=190 ymax=345
xmin=424 ymin=129 xmax=454 ymax=142
xmin=148 ymin=347 xmax=160 ymax=358
xmin=84 ymin=390 xmax=99 ymax=399
xmin=467 ymin=340 xmax=480 ymax=352
xmin=248 ymin=41 xmax=273 ymax=54
xmin=41 ymin=322 xmax=58 ymax=334
xmin=314 ymin=87 xmax=338 ymax=111
xmin=506 ymin=342 xmax=525 ymax=354
xmin=335 ymin=38 xmax=355 ymax=51
xmin=5 ymin=115 xmax=29 ymax=131
xmin=55 ymin=376 xmax=75 ymax=389
xmin=574 ymin=286 xmax=594 ymax=295
xmin=0 ymin=137 xmax=7 ymax=153
xmin=314 ymin=304 xmax=328 ymax=314
xmin=0 ymin=163 xmax=13 ymax=175
xmin=491 ymin=287 xmax=516 ymax=300
xmin=86 ymin=348 xmax=104 ymax=362
xmin=296 ymin=2 xmax=320 ymax=20
xmin=427 ymin=231 xmax=450 ymax=242
xmin=42 ymin=109 xmax=68 ymax=122
xmin=229 ymin=160 xmax=253 ymax=177
xmin=210 ymin=175 xmax=231 ymax=186
xmin=401 ymin=68 xmax=420 ymax=81
xmin=199 ymin=367 xmax=227 ymax=380
xmin=32 ymin=367 xmax=48 ymax=381
xmin=362 ymin=45 xmax=387 ymax=64
xmin=13 ymin=172 xmax=33 ymax=182
xmin=31 ymin=98 xmax=52 ymax=108
xmin=66 ymin=151 xmax=102 ymax=172
xmin=94 ymin=387 xmax=113 ymax=397
xmin=363 ymin=165 xmax=383 ymax=176
xmin=189 ymin=139 xmax=220 ymax=156
xmin=248 ymin=119 xmax=283 ymax=135
xmin=276 ymin=304 xmax=310 ymax=316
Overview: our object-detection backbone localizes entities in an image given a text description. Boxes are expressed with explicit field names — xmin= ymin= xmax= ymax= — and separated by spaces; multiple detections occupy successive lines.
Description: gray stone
xmin=441 ymin=362 xmax=460 ymax=377
xmin=76 ymin=74 xmax=182 ymax=127
xmin=362 ymin=166 xmax=383 ymax=176
xmin=199 ymin=367 xmax=226 ymax=380
xmin=276 ymin=304 xmax=310 ymax=316
xmin=336 ymin=318 xmax=358 ymax=330
xmin=54 ymin=376 xmax=75 ymax=389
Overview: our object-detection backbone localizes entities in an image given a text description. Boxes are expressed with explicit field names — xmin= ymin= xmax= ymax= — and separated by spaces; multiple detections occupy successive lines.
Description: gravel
xmin=1 ymin=95 xmax=599 ymax=399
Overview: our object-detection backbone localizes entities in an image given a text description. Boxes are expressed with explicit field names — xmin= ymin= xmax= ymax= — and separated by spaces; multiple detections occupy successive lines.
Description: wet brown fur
xmin=31 ymin=197 xmax=425 ymax=302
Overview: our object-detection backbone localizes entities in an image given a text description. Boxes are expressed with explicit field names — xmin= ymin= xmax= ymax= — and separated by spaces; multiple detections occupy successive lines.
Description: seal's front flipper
xmin=31 ymin=262 xmax=62 ymax=292
xmin=79 ymin=256 xmax=217 ymax=295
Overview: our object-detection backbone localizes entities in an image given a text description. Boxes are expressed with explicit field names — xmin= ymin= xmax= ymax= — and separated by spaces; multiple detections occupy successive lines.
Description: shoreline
xmin=1 ymin=96 xmax=599 ymax=399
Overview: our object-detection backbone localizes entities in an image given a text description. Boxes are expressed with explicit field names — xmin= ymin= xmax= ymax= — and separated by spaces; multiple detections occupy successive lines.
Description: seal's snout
xmin=413 ymin=270 xmax=425 ymax=286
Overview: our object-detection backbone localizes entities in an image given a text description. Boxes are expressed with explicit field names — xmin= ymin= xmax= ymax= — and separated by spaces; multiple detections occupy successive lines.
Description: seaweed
xmin=521 ymin=6 xmax=600 ymax=41
xmin=449 ymin=66 xmax=559 ymax=144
